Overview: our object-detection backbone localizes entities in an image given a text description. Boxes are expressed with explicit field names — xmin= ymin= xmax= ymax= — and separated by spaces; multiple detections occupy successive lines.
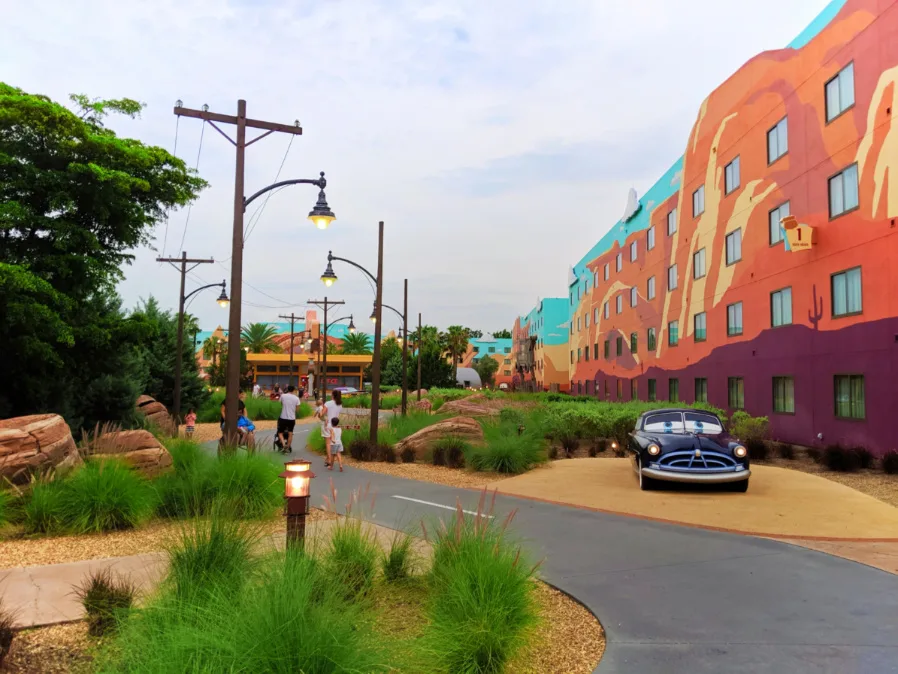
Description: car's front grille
xmin=658 ymin=450 xmax=737 ymax=472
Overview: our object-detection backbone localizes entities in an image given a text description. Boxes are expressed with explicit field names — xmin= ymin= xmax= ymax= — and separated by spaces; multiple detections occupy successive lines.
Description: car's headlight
xmin=647 ymin=444 xmax=661 ymax=456
xmin=733 ymin=445 xmax=747 ymax=458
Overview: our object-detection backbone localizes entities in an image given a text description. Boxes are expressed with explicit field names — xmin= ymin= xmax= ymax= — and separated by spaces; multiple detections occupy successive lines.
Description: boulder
xmin=136 ymin=395 xmax=174 ymax=434
xmin=0 ymin=414 xmax=82 ymax=484
xmin=438 ymin=398 xmax=499 ymax=417
xmin=411 ymin=399 xmax=433 ymax=415
xmin=411 ymin=389 xmax=428 ymax=398
xmin=394 ymin=417 xmax=484 ymax=459
xmin=89 ymin=430 xmax=172 ymax=477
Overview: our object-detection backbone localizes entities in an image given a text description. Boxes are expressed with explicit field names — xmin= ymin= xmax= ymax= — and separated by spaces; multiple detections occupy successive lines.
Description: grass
xmin=22 ymin=479 xmax=66 ymax=534
xmin=422 ymin=493 xmax=540 ymax=673
xmin=382 ymin=531 xmax=416 ymax=583
xmin=343 ymin=393 xmax=404 ymax=410
xmin=0 ymin=489 xmax=13 ymax=529
xmin=197 ymin=390 xmax=312 ymax=422
xmin=775 ymin=442 xmax=795 ymax=460
xmin=60 ymin=459 xmax=157 ymax=534
xmin=432 ymin=436 xmax=469 ymax=469
xmin=73 ymin=567 xmax=136 ymax=636
xmin=324 ymin=517 xmax=381 ymax=598
xmin=467 ymin=422 xmax=548 ymax=474
xmin=823 ymin=444 xmax=861 ymax=472
xmin=883 ymin=450 xmax=898 ymax=475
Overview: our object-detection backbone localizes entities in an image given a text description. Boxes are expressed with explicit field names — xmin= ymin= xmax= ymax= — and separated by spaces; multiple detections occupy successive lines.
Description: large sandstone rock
xmin=0 ymin=414 xmax=82 ymax=484
xmin=89 ymin=430 xmax=172 ymax=477
xmin=411 ymin=399 xmax=433 ymax=414
xmin=394 ymin=417 xmax=484 ymax=459
xmin=136 ymin=395 xmax=174 ymax=434
xmin=438 ymin=398 xmax=499 ymax=417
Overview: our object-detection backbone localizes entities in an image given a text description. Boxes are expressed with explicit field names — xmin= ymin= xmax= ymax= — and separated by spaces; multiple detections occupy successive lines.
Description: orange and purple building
xmin=526 ymin=0 xmax=898 ymax=454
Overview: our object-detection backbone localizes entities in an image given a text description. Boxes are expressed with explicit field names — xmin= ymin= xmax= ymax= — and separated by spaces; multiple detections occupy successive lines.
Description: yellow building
xmin=247 ymin=353 xmax=373 ymax=391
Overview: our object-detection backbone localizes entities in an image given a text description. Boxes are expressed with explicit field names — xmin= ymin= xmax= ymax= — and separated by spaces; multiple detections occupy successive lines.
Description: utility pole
xmin=370 ymin=222 xmax=384 ymax=443
xmin=156 ymin=252 xmax=215 ymax=433
xmin=308 ymin=298 xmax=345 ymax=401
xmin=174 ymin=100 xmax=305 ymax=443
xmin=401 ymin=278 xmax=408 ymax=416
xmin=278 ymin=312 xmax=302 ymax=389
xmin=417 ymin=312 xmax=423 ymax=401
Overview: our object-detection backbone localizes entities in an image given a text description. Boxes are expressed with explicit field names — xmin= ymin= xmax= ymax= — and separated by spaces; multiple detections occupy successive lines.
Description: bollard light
xmin=279 ymin=459 xmax=315 ymax=549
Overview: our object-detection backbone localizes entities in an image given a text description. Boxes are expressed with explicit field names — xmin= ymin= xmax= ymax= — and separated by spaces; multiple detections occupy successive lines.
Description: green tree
xmin=240 ymin=323 xmax=282 ymax=353
xmin=339 ymin=332 xmax=372 ymax=355
xmin=492 ymin=329 xmax=512 ymax=339
xmin=473 ymin=355 xmax=499 ymax=388
xmin=467 ymin=329 xmax=483 ymax=338
xmin=0 ymin=83 xmax=206 ymax=427
xmin=409 ymin=345 xmax=455 ymax=389
xmin=444 ymin=325 xmax=470 ymax=382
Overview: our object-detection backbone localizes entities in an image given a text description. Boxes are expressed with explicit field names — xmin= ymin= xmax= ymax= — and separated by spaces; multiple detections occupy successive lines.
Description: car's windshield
xmin=684 ymin=411 xmax=724 ymax=434
xmin=643 ymin=412 xmax=685 ymax=433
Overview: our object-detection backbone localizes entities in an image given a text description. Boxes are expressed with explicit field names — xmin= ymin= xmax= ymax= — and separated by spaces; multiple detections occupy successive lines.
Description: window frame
xmin=767 ymin=117 xmax=788 ymax=165
xmin=604 ymin=339 xmax=610 ymax=359
xmin=667 ymin=207 xmax=678 ymax=235
xmin=647 ymin=276 xmax=656 ymax=300
xmin=630 ymin=331 xmax=637 ymax=352
xmin=603 ymin=302 xmax=610 ymax=319
xmin=616 ymin=336 xmax=623 ymax=357
xmin=727 ymin=301 xmax=744 ymax=337
xmin=630 ymin=240 xmax=638 ymax=262
xmin=603 ymin=264 xmax=609 ymax=281
xmin=728 ymin=376 xmax=745 ymax=410
xmin=725 ymin=229 xmax=742 ymax=265
xmin=631 ymin=378 xmax=638 ymax=401
xmin=770 ymin=287 xmax=793 ymax=328
xmin=669 ymin=378 xmax=680 ymax=403
xmin=692 ymin=185 xmax=705 ymax=218
xmin=668 ymin=320 xmax=679 ymax=347
xmin=693 ymin=247 xmax=707 ymax=279
xmin=615 ymin=294 xmax=623 ymax=314
xmin=694 ymin=377 xmax=708 ymax=403
xmin=825 ymin=61 xmax=856 ymax=124
xmin=647 ymin=225 xmax=656 ymax=250
xmin=768 ymin=201 xmax=790 ymax=246
xmin=647 ymin=378 xmax=657 ymax=402
xmin=831 ymin=266 xmax=863 ymax=319
xmin=724 ymin=156 xmax=741 ymax=195
xmin=630 ymin=286 xmax=638 ymax=307
xmin=668 ymin=264 xmax=678 ymax=291
xmin=694 ymin=311 xmax=707 ymax=342
xmin=833 ymin=373 xmax=865 ymax=420
xmin=647 ymin=327 xmax=657 ymax=351
xmin=616 ymin=252 xmax=623 ymax=273
xmin=773 ymin=375 xmax=795 ymax=415
xmin=828 ymin=163 xmax=860 ymax=220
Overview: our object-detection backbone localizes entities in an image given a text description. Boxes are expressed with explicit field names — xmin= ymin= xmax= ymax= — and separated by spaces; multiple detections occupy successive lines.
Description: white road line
xmin=392 ymin=495 xmax=494 ymax=518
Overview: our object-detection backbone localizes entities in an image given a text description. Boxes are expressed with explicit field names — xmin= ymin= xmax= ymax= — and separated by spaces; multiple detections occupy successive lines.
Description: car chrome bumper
xmin=641 ymin=468 xmax=751 ymax=484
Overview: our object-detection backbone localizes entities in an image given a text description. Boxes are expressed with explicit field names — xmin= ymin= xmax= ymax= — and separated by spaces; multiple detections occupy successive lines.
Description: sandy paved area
xmin=488 ymin=458 xmax=898 ymax=540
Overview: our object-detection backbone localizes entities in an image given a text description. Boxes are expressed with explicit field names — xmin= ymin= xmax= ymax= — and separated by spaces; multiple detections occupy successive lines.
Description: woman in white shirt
xmin=323 ymin=389 xmax=343 ymax=467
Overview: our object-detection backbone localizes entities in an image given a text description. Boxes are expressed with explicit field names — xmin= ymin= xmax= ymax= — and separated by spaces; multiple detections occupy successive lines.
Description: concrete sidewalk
xmin=1 ymin=518 xmax=420 ymax=629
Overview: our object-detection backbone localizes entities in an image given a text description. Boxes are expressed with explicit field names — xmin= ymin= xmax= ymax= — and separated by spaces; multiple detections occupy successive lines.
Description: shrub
xmin=376 ymin=443 xmax=398 ymax=463
xmin=432 ymin=436 xmax=468 ymax=469
xmin=207 ymin=453 xmax=282 ymax=519
xmin=548 ymin=445 xmax=559 ymax=460
xmin=423 ymin=495 xmax=540 ymax=673
xmin=558 ymin=431 xmax=579 ymax=458
xmin=197 ymin=391 xmax=313 ymax=422
xmin=59 ymin=459 xmax=157 ymax=534
xmin=73 ymin=567 xmax=136 ymax=636
xmin=324 ymin=518 xmax=379 ymax=598
xmin=154 ymin=461 xmax=213 ymax=519
xmin=400 ymin=446 xmax=416 ymax=463
xmin=0 ymin=490 xmax=12 ymax=529
xmin=22 ymin=479 xmax=65 ymax=534
xmin=882 ymin=450 xmax=898 ymax=475
xmin=163 ymin=438 xmax=207 ymax=474
xmin=468 ymin=424 xmax=546 ymax=474
xmin=499 ymin=408 xmax=525 ymax=426
xmin=382 ymin=531 xmax=416 ymax=582
xmin=822 ymin=444 xmax=860 ymax=472
xmin=852 ymin=446 xmax=875 ymax=470
xmin=745 ymin=438 xmax=769 ymax=461
xmin=349 ymin=438 xmax=376 ymax=462
xmin=729 ymin=411 xmax=769 ymax=443
xmin=307 ymin=426 xmax=326 ymax=454
xmin=806 ymin=446 xmax=822 ymax=463
xmin=0 ymin=601 xmax=14 ymax=669
xmin=775 ymin=443 xmax=795 ymax=460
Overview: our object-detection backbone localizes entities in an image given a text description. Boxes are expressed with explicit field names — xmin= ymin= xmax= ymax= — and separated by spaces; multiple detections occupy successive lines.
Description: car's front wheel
xmin=638 ymin=459 xmax=656 ymax=491
xmin=729 ymin=478 xmax=749 ymax=493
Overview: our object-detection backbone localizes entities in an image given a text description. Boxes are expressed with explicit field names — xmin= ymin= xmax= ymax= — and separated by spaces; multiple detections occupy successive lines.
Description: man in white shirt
xmin=252 ymin=382 xmax=261 ymax=398
xmin=275 ymin=385 xmax=301 ymax=453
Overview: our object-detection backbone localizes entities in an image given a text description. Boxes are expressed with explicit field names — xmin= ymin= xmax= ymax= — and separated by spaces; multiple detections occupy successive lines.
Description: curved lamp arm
xmin=324 ymin=315 xmax=354 ymax=332
xmin=244 ymin=173 xmax=327 ymax=208
xmin=381 ymin=303 xmax=404 ymax=322
xmin=327 ymin=250 xmax=377 ymax=284
xmin=184 ymin=281 xmax=225 ymax=302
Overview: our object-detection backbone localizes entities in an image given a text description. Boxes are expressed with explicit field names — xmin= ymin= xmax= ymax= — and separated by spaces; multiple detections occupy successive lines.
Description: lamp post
xmin=374 ymin=283 xmax=408 ymax=416
xmin=319 ymin=222 xmax=384 ymax=443
xmin=279 ymin=459 xmax=315 ymax=550
xmin=417 ymin=312 xmax=422 ymax=401
xmin=307 ymin=298 xmax=348 ymax=401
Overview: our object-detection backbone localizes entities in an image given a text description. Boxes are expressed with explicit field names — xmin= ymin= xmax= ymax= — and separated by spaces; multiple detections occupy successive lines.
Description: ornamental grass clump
xmin=422 ymin=490 xmax=541 ymax=674
xmin=60 ymin=459 xmax=157 ymax=534
xmin=0 ymin=601 xmax=15 ymax=669
xmin=882 ymin=450 xmax=898 ymax=475
xmin=467 ymin=422 xmax=546 ymax=474
xmin=432 ymin=436 xmax=469 ymax=469
xmin=22 ymin=478 xmax=65 ymax=534
xmin=206 ymin=453 xmax=282 ymax=519
xmin=381 ymin=531 xmax=417 ymax=583
xmin=73 ymin=567 xmax=136 ymax=636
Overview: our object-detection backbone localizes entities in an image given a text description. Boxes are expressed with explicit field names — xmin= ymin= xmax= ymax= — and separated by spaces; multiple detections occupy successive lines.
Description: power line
xmin=160 ymin=114 xmax=181 ymax=258
xmin=178 ymin=120 xmax=207 ymax=253
xmin=244 ymin=135 xmax=295 ymax=242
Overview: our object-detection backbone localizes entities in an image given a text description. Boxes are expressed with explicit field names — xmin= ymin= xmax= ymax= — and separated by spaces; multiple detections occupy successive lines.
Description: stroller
xmin=218 ymin=415 xmax=256 ymax=454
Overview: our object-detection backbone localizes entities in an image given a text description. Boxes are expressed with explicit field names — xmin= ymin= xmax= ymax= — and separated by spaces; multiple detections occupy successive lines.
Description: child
xmin=315 ymin=398 xmax=331 ymax=466
xmin=329 ymin=417 xmax=344 ymax=472
xmin=185 ymin=408 xmax=197 ymax=439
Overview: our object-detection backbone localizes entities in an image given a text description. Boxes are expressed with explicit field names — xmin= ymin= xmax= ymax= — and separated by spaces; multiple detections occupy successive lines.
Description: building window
xmin=724 ymin=156 xmax=741 ymax=195
xmin=616 ymin=336 xmax=623 ymax=356
xmin=728 ymin=377 xmax=745 ymax=409
xmin=577 ymin=348 xmax=581 ymax=362
xmin=603 ymin=264 xmax=609 ymax=281
xmin=630 ymin=240 xmax=638 ymax=262
xmin=616 ymin=295 xmax=623 ymax=314
xmin=616 ymin=379 xmax=623 ymax=400
xmin=771 ymin=287 xmax=793 ymax=327
xmin=585 ymin=312 xmax=590 ymax=328
xmin=647 ymin=327 xmax=656 ymax=351
xmin=669 ymin=378 xmax=679 ymax=403
xmin=668 ymin=264 xmax=678 ymax=291
xmin=594 ymin=270 xmax=598 ymax=287
xmin=577 ymin=318 xmax=581 ymax=332
xmin=667 ymin=208 xmax=678 ymax=235
xmin=504 ymin=358 xmax=511 ymax=364
xmin=630 ymin=286 xmax=638 ymax=307
xmin=647 ymin=276 xmax=656 ymax=300
xmin=767 ymin=117 xmax=788 ymax=164
xmin=488 ymin=346 xmax=496 ymax=353
xmin=727 ymin=302 xmax=743 ymax=336
xmin=694 ymin=312 xmax=707 ymax=342
xmin=695 ymin=377 xmax=708 ymax=403
xmin=648 ymin=378 xmax=657 ymax=402
xmin=693 ymin=185 xmax=705 ymax=217
xmin=834 ymin=374 xmax=865 ymax=419
xmin=668 ymin=320 xmax=679 ymax=346
xmin=584 ymin=346 xmax=589 ymax=362
xmin=825 ymin=62 xmax=855 ymax=123
xmin=593 ymin=343 xmax=599 ymax=360
xmin=593 ymin=307 xmax=599 ymax=324
xmin=647 ymin=226 xmax=656 ymax=250
xmin=693 ymin=248 xmax=706 ymax=279
xmin=769 ymin=201 xmax=790 ymax=246
xmin=604 ymin=340 xmax=610 ymax=359
xmin=603 ymin=302 xmax=610 ymax=319
xmin=504 ymin=347 xmax=511 ymax=353
xmin=725 ymin=229 xmax=742 ymax=265
xmin=472 ymin=346 xmax=479 ymax=353
xmin=828 ymin=163 xmax=859 ymax=218
xmin=570 ymin=350 xmax=574 ymax=364
xmin=616 ymin=253 xmax=622 ymax=272
xmin=630 ymin=332 xmax=637 ymax=352
xmin=773 ymin=376 xmax=795 ymax=414
xmin=631 ymin=379 xmax=638 ymax=401
xmin=504 ymin=369 xmax=511 ymax=376
xmin=569 ymin=322 xmax=573 ymax=335
xmin=832 ymin=267 xmax=862 ymax=317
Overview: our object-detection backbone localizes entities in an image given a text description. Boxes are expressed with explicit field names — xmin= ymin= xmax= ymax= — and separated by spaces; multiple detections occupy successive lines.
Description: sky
xmin=2 ymin=0 xmax=833 ymax=334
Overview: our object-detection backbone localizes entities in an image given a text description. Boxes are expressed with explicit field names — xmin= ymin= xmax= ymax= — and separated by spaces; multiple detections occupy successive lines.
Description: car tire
xmin=638 ymin=460 xmax=656 ymax=491
xmin=730 ymin=479 xmax=749 ymax=493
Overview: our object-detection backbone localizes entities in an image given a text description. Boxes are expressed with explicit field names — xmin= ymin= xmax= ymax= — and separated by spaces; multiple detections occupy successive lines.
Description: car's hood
xmin=645 ymin=431 xmax=735 ymax=453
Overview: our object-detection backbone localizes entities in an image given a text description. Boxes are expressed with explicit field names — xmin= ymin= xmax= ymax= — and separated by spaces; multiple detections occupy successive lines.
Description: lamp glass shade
xmin=281 ymin=460 xmax=313 ymax=498
xmin=308 ymin=189 xmax=336 ymax=230
xmin=217 ymin=288 xmax=230 ymax=307
xmin=320 ymin=261 xmax=338 ymax=287
xmin=348 ymin=318 xmax=356 ymax=334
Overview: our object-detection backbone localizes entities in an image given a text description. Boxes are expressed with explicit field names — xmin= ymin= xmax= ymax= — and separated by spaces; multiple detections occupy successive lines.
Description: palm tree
xmin=444 ymin=325 xmax=470 ymax=382
xmin=340 ymin=332 xmax=372 ymax=355
xmin=240 ymin=322 xmax=283 ymax=354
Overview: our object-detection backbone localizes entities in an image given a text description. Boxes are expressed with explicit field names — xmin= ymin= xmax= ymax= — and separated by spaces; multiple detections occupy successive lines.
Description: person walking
xmin=276 ymin=385 xmax=301 ymax=453
xmin=328 ymin=417 xmax=344 ymax=472
xmin=323 ymin=389 xmax=343 ymax=467
xmin=184 ymin=408 xmax=197 ymax=439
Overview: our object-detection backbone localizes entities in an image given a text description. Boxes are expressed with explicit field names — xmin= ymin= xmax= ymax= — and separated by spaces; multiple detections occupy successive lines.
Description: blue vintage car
xmin=627 ymin=409 xmax=750 ymax=492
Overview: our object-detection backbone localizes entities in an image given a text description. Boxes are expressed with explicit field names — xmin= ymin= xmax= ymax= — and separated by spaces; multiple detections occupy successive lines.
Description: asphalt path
xmin=208 ymin=426 xmax=898 ymax=674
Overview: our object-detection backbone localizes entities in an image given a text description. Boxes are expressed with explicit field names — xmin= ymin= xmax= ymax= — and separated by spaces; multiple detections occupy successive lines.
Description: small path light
xmin=279 ymin=459 xmax=315 ymax=550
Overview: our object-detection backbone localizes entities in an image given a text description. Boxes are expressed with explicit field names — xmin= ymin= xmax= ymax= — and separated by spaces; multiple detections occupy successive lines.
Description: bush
xmin=745 ymin=438 xmax=769 ymax=461
xmin=400 ymin=446 xmax=416 ymax=463
xmin=74 ymin=567 xmax=136 ymax=636
xmin=376 ymin=443 xmax=397 ymax=463
xmin=207 ymin=453 xmax=282 ymax=519
xmin=163 ymin=438 xmax=207 ymax=474
xmin=853 ymin=446 xmax=875 ymax=470
xmin=382 ymin=532 xmax=416 ymax=582
xmin=0 ymin=601 xmax=14 ymax=669
xmin=432 ymin=436 xmax=468 ymax=469
xmin=729 ymin=411 xmax=769 ymax=443
xmin=806 ymin=446 xmax=822 ymax=463
xmin=775 ymin=443 xmax=795 ymax=460
xmin=423 ymin=495 xmax=539 ymax=673
xmin=22 ymin=479 xmax=65 ymax=534
xmin=499 ymin=408 xmax=525 ymax=426
xmin=468 ymin=423 xmax=546 ymax=474
xmin=882 ymin=450 xmax=898 ymax=474
xmin=558 ymin=431 xmax=578 ymax=458
xmin=548 ymin=445 xmax=559 ymax=460
xmin=197 ymin=390 xmax=312 ymax=422
xmin=822 ymin=444 xmax=860 ymax=472
xmin=324 ymin=517 xmax=379 ymax=598
xmin=349 ymin=438 xmax=376 ymax=462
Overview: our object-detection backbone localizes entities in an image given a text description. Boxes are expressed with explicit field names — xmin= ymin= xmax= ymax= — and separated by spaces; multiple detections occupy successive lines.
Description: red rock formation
xmin=0 ymin=414 xmax=81 ymax=484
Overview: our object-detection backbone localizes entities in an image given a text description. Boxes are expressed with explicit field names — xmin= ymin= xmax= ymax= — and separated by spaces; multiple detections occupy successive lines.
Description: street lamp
xmin=279 ymin=459 xmax=315 ymax=549
xmin=320 ymin=260 xmax=337 ymax=287
xmin=369 ymin=302 xmax=377 ymax=323
xmin=217 ymin=286 xmax=230 ymax=307
xmin=348 ymin=317 xmax=356 ymax=334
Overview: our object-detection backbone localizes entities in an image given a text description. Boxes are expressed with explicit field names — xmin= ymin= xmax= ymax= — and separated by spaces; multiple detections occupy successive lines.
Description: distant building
xmin=512 ymin=298 xmax=570 ymax=393
xmin=455 ymin=367 xmax=482 ymax=389
xmin=459 ymin=334 xmax=514 ymax=388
